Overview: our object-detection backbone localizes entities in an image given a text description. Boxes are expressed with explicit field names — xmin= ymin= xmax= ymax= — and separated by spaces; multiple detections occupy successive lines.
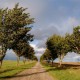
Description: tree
xmin=0 ymin=46 xmax=7 ymax=68
xmin=66 ymin=26 xmax=80 ymax=54
xmin=72 ymin=26 xmax=80 ymax=54
xmin=0 ymin=3 xmax=34 ymax=67
xmin=32 ymin=55 xmax=38 ymax=61
xmin=5 ymin=3 xmax=34 ymax=49
xmin=46 ymin=34 xmax=70 ymax=67
xmin=40 ymin=49 xmax=52 ymax=63
xmin=58 ymin=36 xmax=70 ymax=66
xmin=13 ymin=40 xmax=27 ymax=65
xmin=22 ymin=44 xmax=36 ymax=64
xmin=23 ymin=46 xmax=34 ymax=59
xmin=46 ymin=34 xmax=61 ymax=62
xmin=65 ymin=34 xmax=75 ymax=52
xmin=0 ymin=8 xmax=8 ymax=68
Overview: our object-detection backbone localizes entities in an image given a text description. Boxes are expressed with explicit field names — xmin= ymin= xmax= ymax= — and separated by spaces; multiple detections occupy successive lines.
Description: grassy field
xmin=42 ymin=62 xmax=80 ymax=80
xmin=0 ymin=60 xmax=36 ymax=79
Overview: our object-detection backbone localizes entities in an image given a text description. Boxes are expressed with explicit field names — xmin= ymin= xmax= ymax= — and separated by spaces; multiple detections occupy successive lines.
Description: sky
xmin=0 ymin=0 xmax=80 ymax=61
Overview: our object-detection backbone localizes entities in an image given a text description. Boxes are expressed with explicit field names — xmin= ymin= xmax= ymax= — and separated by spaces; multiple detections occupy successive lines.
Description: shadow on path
xmin=1 ymin=68 xmax=53 ymax=79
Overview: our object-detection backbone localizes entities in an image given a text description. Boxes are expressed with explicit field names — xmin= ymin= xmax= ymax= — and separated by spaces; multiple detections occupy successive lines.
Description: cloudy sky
xmin=0 ymin=0 xmax=80 ymax=60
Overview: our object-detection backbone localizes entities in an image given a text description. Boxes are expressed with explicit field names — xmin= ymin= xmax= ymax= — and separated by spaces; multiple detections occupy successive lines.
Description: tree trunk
xmin=59 ymin=59 xmax=62 ymax=67
xmin=23 ymin=57 xmax=26 ymax=65
xmin=58 ymin=54 xmax=64 ymax=67
xmin=51 ymin=58 xmax=53 ymax=66
xmin=17 ymin=56 xmax=20 ymax=66
xmin=58 ymin=55 xmax=62 ymax=67
xmin=0 ymin=60 xmax=2 ymax=68
xmin=52 ymin=60 xmax=53 ymax=66
xmin=0 ymin=45 xmax=6 ymax=68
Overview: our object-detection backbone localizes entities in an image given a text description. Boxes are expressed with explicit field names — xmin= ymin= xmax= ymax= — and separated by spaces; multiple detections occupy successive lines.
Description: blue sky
xmin=0 ymin=0 xmax=80 ymax=61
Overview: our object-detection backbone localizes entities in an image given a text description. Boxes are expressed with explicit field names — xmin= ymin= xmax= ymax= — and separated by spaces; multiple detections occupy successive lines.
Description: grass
xmin=0 ymin=60 xmax=36 ymax=80
xmin=42 ymin=62 xmax=80 ymax=80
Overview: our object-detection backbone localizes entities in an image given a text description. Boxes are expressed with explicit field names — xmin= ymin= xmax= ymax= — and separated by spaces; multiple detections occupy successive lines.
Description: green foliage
xmin=5 ymin=3 xmax=34 ymax=49
xmin=46 ymin=34 xmax=70 ymax=66
xmin=0 ymin=4 xmax=34 ymax=49
xmin=21 ymin=43 xmax=35 ymax=60
xmin=29 ymin=55 xmax=38 ymax=61
xmin=12 ymin=39 xmax=36 ymax=65
xmin=40 ymin=49 xmax=52 ymax=61
xmin=66 ymin=26 xmax=80 ymax=54
xmin=0 ymin=3 xmax=34 ymax=65
xmin=46 ymin=26 xmax=80 ymax=66
xmin=73 ymin=26 xmax=80 ymax=53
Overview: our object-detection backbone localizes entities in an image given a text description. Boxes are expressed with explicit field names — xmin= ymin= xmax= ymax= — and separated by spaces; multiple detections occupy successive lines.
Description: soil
xmin=7 ymin=62 xmax=54 ymax=80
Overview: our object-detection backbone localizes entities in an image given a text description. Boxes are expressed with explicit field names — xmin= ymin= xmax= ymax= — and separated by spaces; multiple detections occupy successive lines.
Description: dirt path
xmin=7 ymin=62 xmax=54 ymax=80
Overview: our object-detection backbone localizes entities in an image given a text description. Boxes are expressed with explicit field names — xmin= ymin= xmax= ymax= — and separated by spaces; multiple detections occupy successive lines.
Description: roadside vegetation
xmin=0 ymin=60 xmax=36 ymax=79
xmin=41 ymin=26 xmax=80 ymax=67
xmin=41 ymin=26 xmax=80 ymax=80
xmin=42 ymin=61 xmax=80 ymax=80
xmin=0 ymin=3 xmax=37 ymax=68
xmin=0 ymin=3 xmax=38 ymax=79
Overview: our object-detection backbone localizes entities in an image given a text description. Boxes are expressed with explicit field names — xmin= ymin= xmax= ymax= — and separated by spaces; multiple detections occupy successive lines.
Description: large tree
xmin=0 ymin=3 xmax=34 ymax=67
xmin=67 ymin=26 xmax=80 ymax=54
xmin=73 ymin=26 xmax=80 ymax=54
xmin=46 ymin=35 xmax=61 ymax=61
xmin=46 ymin=34 xmax=70 ymax=66
xmin=0 ymin=8 xmax=9 ymax=67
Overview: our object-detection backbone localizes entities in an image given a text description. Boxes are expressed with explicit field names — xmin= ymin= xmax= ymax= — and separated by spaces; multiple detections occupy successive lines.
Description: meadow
xmin=42 ymin=62 xmax=80 ymax=80
xmin=0 ymin=60 xmax=36 ymax=79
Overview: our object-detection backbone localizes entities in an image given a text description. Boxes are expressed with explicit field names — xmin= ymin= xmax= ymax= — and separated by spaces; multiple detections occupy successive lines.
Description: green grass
xmin=42 ymin=62 xmax=80 ymax=80
xmin=0 ymin=60 xmax=36 ymax=79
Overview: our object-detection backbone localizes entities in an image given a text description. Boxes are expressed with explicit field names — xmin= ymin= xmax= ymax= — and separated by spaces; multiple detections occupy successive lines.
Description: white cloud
xmin=30 ymin=44 xmax=45 ymax=54
xmin=54 ymin=52 xmax=80 ymax=62
xmin=30 ymin=43 xmax=45 ymax=60
xmin=74 ymin=56 xmax=80 ymax=59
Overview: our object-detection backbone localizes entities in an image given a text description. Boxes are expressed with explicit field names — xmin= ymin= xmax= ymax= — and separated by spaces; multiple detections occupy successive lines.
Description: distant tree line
xmin=41 ymin=26 xmax=80 ymax=67
xmin=0 ymin=3 xmax=37 ymax=68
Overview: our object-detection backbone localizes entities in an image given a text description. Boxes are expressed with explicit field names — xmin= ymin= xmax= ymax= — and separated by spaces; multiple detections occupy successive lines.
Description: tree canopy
xmin=0 ymin=3 xmax=35 ymax=67
xmin=46 ymin=30 xmax=75 ymax=66
xmin=40 ymin=49 xmax=52 ymax=61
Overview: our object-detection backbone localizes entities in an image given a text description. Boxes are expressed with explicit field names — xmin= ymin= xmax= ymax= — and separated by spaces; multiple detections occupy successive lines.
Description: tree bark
xmin=51 ymin=58 xmax=53 ymax=66
xmin=52 ymin=60 xmax=53 ymax=66
xmin=58 ymin=54 xmax=64 ymax=67
xmin=58 ymin=55 xmax=62 ymax=67
xmin=17 ymin=56 xmax=20 ymax=66
xmin=23 ymin=57 xmax=26 ymax=65
xmin=59 ymin=59 xmax=62 ymax=67
xmin=0 ymin=60 xmax=2 ymax=68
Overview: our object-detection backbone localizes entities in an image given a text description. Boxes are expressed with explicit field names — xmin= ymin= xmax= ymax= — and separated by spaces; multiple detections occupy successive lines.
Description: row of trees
xmin=0 ymin=3 xmax=37 ymax=68
xmin=41 ymin=26 xmax=80 ymax=67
